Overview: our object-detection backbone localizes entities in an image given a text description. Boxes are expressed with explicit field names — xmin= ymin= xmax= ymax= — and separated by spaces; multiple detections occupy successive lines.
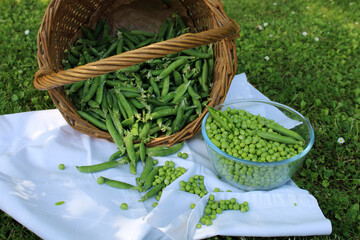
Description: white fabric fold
xmin=0 ymin=73 xmax=331 ymax=239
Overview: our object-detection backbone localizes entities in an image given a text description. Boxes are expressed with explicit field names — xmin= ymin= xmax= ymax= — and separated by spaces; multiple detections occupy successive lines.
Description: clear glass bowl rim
xmin=201 ymin=98 xmax=315 ymax=166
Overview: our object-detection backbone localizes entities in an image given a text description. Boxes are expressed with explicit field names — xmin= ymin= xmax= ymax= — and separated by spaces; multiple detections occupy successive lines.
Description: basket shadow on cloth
xmin=33 ymin=0 xmax=240 ymax=147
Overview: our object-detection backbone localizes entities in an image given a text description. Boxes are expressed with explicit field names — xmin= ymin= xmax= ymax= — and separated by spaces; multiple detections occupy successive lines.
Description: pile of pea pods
xmin=63 ymin=13 xmax=214 ymax=148
xmin=63 ymin=13 xmax=217 ymax=205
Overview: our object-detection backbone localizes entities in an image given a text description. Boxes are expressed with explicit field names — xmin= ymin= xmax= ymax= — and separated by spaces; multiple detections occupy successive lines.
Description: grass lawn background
xmin=0 ymin=0 xmax=359 ymax=239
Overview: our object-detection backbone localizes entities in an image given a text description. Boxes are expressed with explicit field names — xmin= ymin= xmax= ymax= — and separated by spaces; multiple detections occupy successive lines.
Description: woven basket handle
xmin=34 ymin=19 xmax=240 ymax=90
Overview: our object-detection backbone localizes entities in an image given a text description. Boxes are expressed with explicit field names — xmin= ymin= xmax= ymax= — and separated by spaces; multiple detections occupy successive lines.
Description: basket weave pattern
xmin=34 ymin=0 xmax=240 ymax=147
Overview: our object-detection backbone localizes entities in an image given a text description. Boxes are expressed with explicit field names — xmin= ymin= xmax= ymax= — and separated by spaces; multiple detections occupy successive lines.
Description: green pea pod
xmin=124 ymin=38 xmax=136 ymax=50
xmin=257 ymin=131 xmax=299 ymax=145
xmin=139 ymin=140 xmax=146 ymax=167
xmin=98 ymin=176 xmax=142 ymax=191
xmin=116 ymin=91 xmax=134 ymax=119
xmin=77 ymin=110 xmax=107 ymax=131
xmin=93 ymin=19 xmax=106 ymax=39
xmin=66 ymin=51 xmax=79 ymax=66
xmin=81 ymin=25 xmax=95 ymax=41
xmin=95 ymin=74 xmax=107 ymax=105
xmin=182 ymin=48 xmax=212 ymax=58
xmin=139 ymin=183 xmax=165 ymax=202
xmin=136 ymin=38 xmax=153 ymax=48
xmin=161 ymin=76 xmax=170 ymax=98
xmin=139 ymin=156 xmax=154 ymax=185
xmin=143 ymin=166 xmax=162 ymax=191
xmin=130 ymin=29 xmax=156 ymax=38
xmin=162 ymin=91 xmax=176 ymax=103
xmin=159 ymin=58 xmax=189 ymax=79
xmin=108 ymin=108 xmax=124 ymax=136
xmin=124 ymin=133 xmax=137 ymax=175
xmin=123 ymin=31 xmax=141 ymax=45
xmin=172 ymin=101 xmax=186 ymax=133
xmin=173 ymin=70 xmax=182 ymax=86
xmin=109 ymin=150 xmax=127 ymax=161
xmin=76 ymin=157 xmax=129 ymax=173
xmin=138 ymin=121 xmax=152 ymax=141
xmin=171 ymin=81 xmax=191 ymax=104
xmin=81 ymin=76 xmax=101 ymax=103
xmin=149 ymin=108 xmax=178 ymax=120
xmin=67 ymin=80 xmax=85 ymax=95
xmin=102 ymin=39 xmax=119 ymax=58
xmin=187 ymin=83 xmax=201 ymax=99
xmin=106 ymin=116 xmax=125 ymax=153
xmin=158 ymin=18 xmax=170 ymax=41
xmin=149 ymin=77 xmax=161 ymax=97
xmin=206 ymin=106 xmax=232 ymax=133
xmin=117 ymin=64 xmax=140 ymax=73
xmin=200 ymin=60 xmax=209 ymax=94
xmin=265 ymin=122 xmax=305 ymax=141
xmin=116 ymin=34 xmax=124 ymax=54
xmin=146 ymin=141 xmax=185 ymax=157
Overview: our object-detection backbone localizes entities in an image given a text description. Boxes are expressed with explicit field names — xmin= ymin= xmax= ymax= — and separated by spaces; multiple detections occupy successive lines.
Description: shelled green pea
xmin=197 ymin=194 xmax=249 ymax=228
xmin=179 ymin=175 xmax=207 ymax=198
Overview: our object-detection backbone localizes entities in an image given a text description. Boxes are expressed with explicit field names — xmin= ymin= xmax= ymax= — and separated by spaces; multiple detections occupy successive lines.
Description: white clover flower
xmin=306 ymin=6 xmax=310 ymax=9
xmin=273 ymin=2 xmax=277 ymax=6
xmin=349 ymin=2 xmax=354 ymax=6
xmin=314 ymin=37 xmax=319 ymax=41
xmin=355 ymin=22 xmax=359 ymax=25
xmin=257 ymin=25 xmax=263 ymax=30
xmin=291 ymin=11 xmax=295 ymax=14
xmin=337 ymin=137 xmax=345 ymax=144
xmin=269 ymin=34 xmax=274 ymax=38
xmin=302 ymin=32 xmax=308 ymax=36
xmin=263 ymin=22 xmax=268 ymax=27
xmin=24 ymin=30 xmax=30 ymax=35
xmin=264 ymin=56 xmax=270 ymax=61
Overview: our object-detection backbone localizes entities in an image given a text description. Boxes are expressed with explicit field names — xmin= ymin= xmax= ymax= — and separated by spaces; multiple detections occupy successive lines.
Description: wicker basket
xmin=33 ymin=0 xmax=240 ymax=147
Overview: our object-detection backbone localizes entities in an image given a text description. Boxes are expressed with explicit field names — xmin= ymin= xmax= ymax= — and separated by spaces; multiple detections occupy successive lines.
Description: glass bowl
xmin=201 ymin=99 xmax=315 ymax=191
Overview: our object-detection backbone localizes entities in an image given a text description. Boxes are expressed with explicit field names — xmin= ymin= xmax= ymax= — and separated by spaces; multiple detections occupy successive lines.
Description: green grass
xmin=0 ymin=0 xmax=359 ymax=239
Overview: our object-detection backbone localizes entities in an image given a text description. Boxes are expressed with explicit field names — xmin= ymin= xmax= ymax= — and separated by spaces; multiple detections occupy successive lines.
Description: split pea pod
xmin=139 ymin=183 xmax=165 ymax=202
xmin=206 ymin=106 xmax=232 ymax=133
xmin=257 ymin=131 xmax=299 ymax=145
xmin=265 ymin=122 xmax=305 ymax=141
xmin=97 ymin=176 xmax=141 ymax=191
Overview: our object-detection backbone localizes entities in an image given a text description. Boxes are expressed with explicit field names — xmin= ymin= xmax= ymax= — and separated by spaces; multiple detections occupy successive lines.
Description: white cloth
xmin=0 ymin=73 xmax=332 ymax=239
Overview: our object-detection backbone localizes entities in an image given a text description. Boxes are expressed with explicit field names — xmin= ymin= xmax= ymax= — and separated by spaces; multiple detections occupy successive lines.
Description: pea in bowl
xmin=201 ymin=99 xmax=315 ymax=191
